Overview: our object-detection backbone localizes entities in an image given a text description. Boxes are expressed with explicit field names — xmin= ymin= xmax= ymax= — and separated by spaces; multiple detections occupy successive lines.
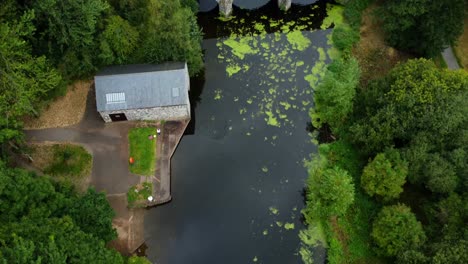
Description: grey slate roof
xmin=95 ymin=62 xmax=189 ymax=112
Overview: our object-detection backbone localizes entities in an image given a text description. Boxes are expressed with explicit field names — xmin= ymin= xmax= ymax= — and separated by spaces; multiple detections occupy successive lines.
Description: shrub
xmin=361 ymin=148 xmax=408 ymax=201
xmin=371 ymin=204 xmax=426 ymax=256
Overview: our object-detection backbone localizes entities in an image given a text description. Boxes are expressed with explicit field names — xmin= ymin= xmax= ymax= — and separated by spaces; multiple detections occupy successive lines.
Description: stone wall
xmin=218 ymin=0 xmax=233 ymax=17
xmin=278 ymin=0 xmax=291 ymax=11
xmin=100 ymin=105 xmax=190 ymax=122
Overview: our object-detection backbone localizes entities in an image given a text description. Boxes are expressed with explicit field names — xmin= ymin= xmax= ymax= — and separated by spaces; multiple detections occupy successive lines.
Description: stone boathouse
xmin=95 ymin=62 xmax=190 ymax=123
xmin=94 ymin=63 xmax=192 ymax=254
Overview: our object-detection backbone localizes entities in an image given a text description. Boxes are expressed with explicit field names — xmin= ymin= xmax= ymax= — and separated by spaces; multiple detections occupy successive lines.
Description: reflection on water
xmin=144 ymin=1 xmax=333 ymax=263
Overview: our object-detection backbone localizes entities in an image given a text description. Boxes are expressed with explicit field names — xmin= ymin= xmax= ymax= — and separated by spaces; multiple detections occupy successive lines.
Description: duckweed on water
xmin=263 ymin=229 xmax=269 ymax=235
xmin=269 ymin=206 xmax=279 ymax=215
xmin=284 ymin=222 xmax=295 ymax=230
xmin=214 ymin=89 xmax=222 ymax=100
xmin=276 ymin=221 xmax=283 ymax=227
xmin=223 ymin=38 xmax=257 ymax=59
xmin=262 ymin=166 xmax=269 ymax=173
xmin=286 ymin=31 xmax=311 ymax=51
xmin=216 ymin=10 xmax=333 ymax=131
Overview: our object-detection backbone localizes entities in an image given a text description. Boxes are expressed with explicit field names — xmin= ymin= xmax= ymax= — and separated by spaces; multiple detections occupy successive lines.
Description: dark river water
xmin=144 ymin=1 xmax=332 ymax=263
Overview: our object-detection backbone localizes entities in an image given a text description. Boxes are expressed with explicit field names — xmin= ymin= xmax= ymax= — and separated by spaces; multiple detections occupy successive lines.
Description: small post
xmin=278 ymin=0 xmax=291 ymax=11
xmin=217 ymin=0 xmax=233 ymax=17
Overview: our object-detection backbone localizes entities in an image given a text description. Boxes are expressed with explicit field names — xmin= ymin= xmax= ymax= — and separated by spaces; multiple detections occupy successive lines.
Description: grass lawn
xmin=453 ymin=16 xmax=468 ymax=69
xmin=128 ymin=127 xmax=157 ymax=176
xmin=30 ymin=143 xmax=92 ymax=192
xmin=127 ymin=182 xmax=153 ymax=208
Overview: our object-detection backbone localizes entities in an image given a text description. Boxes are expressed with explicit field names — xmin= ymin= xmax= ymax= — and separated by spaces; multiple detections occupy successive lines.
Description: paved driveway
xmin=25 ymin=85 xmax=139 ymax=195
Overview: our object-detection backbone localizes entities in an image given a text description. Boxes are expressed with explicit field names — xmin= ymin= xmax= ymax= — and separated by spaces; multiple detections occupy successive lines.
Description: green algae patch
xmin=263 ymin=229 xmax=269 ymax=235
xmin=284 ymin=222 xmax=295 ymax=230
xmin=276 ymin=221 xmax=283 ymax=227
xmin=266 ymin=111 xmax=280 ymax=127
xmin=214 ymin=90 xmax=222 ymax=100
xmin=269 ymin=206 xmax=279 ymax=215
xmin=286 ymin=31 xmax=311 ymax=51
xmin=296 ymin=61 xmax=305 ymax=67
xmin=321 ymin=4 xmax=344 ymax=30
xmin=226 ymin=64 xmax=242 ymax=77
xmin=223 ymin=38 xmax=256 ymax=59
xmin=262 ymin=166 xmax=269 ymax=173
xmin=279 ymin=101 xmax=291 ymax=110
xmin=317 ymin=47 xmax=327 ymax=62
xmin=253 ymin=256 xmax=258 ymax=262
xmin=254 ymin=23 xmax=265 ymax=32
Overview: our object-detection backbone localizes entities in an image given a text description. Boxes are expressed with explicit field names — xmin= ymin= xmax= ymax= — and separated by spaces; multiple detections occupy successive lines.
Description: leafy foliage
xmin=31 ymin=0 xmax=109 ymax=79
xmin=66 ymin=188 xmax=117 ymax=242
xmin=99 ymin=15 xmax=140 ymax=65
xmin=361 ymin=148 xmax=407 ymax=201
xmin=305 ymin=160 xmax=355 ymax=218
xmin=371 ymin=204 xmax=426 ymax=257
xmin=0 ymin=164 xmax=122 ymax=262
xmin=379 ymin=0 xmax=465 ymax=56
xmin=332 ymin=24 xmax=360 ymax=53
xmin=137 ymin=0 xmax=203 ymax=76
xmin=44 ymin=144 xmax=92 ymax=178
xmin=351 ymin=59 xmax=468 ymax=192
xmin=310 ymin=57 xmax=360 ymax=134
xmin=0 ymin=12 xmax=63 ymax=145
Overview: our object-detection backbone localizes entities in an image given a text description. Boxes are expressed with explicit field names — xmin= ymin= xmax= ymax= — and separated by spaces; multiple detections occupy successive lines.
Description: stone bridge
xmin=217 ymin=0 xmax=291 ymax=16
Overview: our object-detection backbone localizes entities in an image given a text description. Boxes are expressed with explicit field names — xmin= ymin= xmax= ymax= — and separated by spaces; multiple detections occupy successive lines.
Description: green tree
xmin=137 ymin=0 xmax=203 ymax=76
xmin=431 ymin=239 xmax=468 ymax=264
xmin=99 ymin=15 xmax=139 ymax=65
xmin=351 ymin=59 xmax=467 ymax=193
xmin=0 ymin=164 xmax=124 ymax=262
xmin=371 ymin=204 xmax=426 ymax=257
xmin=361 ymin=148 xmax=408 ymax=201
xmin=67 ymin=188 xmax=117 ymax=242
xmin=0 ymin=12 xmax=62 ymax=145
xmin=379 ymin=0 xmax=465 ymax=56
xmin=310 ymin=57 xmax=360 ymax=134
xmin=31 ymin=0 xmax=109 ymax=79
xmin=305 ymin=162 xmax=355 ymax=218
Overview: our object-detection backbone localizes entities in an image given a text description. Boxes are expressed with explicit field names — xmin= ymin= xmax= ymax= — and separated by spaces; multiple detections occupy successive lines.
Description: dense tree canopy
xmin=380 ymin=0 xmax=465 ymax=56
xmin=310 ymin=57 xmax=360 ymax=134
xmin=351 ymin=59 xmax=468 ymax=193
xmin=371 ymin=204 xmax=426 ymax=257
xmin=361 ymin=148 xmax=407 ymax=201
xmin=305 ymin=159 xmax=355 ymax=218
xmin=0 ymin=12 xmax=63 ymax=145
xmin=0 ymin=164 xmax=122 ymax=262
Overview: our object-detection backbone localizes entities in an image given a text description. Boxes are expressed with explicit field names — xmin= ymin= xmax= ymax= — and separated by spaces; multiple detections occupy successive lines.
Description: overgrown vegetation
xmin=43 ymin=144 xmax=92 ymax=179
xmin=30 ymin=143 xmax=92 ymax=192
xmin=379 ymin=0 xmax=465 ymax=57
xmin=0 ymin=164 xmax=122 ymax=262
xmin=128 ymin=127 xmax=157 ymax=176
xmin=300 ymin=1 xmax=468 ymax=263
